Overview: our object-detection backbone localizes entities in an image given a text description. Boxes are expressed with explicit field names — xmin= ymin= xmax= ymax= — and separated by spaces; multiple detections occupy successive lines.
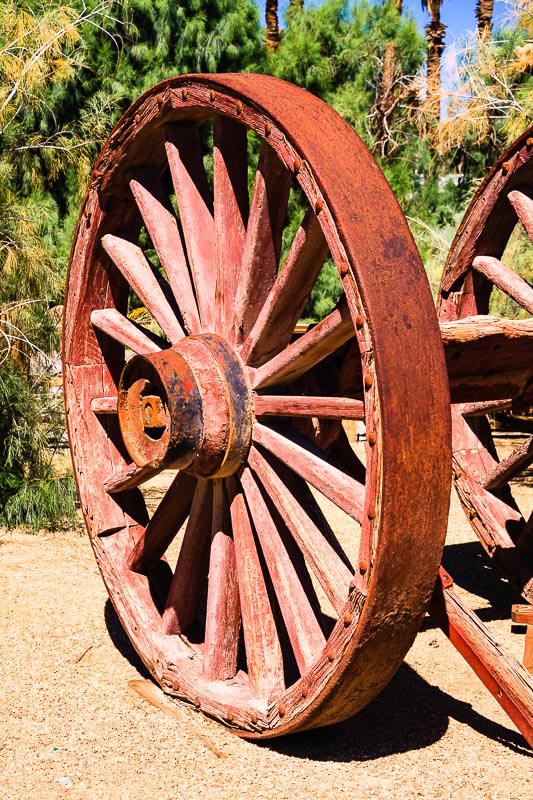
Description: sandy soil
xmin=1 ymin=432 xmax=532 ymax=799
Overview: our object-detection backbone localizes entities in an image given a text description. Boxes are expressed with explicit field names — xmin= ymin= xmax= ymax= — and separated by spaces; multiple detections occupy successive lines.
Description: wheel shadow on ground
xmin=261 ymin=663 xmax=531 ymax=761
xmin=104 ymin=599 xmax=151 ymax=680
xmin=104 ymin=598 xmax=530 ymax=762
xmin=439 ymin=540 xmax=524 ymax=622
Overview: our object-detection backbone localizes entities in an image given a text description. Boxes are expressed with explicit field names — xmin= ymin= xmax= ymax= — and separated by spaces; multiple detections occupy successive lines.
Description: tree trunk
xmin=425 ymin=18 xmax=446 ymax=119
xmin=265 ymin=0 xmax=280 ymax=51
xmin=476 ymin=0 xmax=495 ymax=39
xmin=375 ymin=41 xmax=397 ymax=156
xmin=395 ymin=0 xmax=403 ymax=12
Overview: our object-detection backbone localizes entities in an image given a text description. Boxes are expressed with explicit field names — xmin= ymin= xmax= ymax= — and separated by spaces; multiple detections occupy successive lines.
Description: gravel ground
xmin=1 ymin=433 xmax=532 ymax=799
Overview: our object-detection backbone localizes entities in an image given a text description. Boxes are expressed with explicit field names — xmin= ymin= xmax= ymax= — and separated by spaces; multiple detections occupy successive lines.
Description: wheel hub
xmin=118 ymin=334 xmax=252 ymax=477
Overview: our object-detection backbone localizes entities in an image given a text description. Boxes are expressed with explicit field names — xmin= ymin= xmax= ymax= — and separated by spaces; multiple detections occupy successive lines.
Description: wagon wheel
xmin=63 ymin=74 xmax=450 ymax=737
xmin=438 ymin=129 xmax=533 ymax=602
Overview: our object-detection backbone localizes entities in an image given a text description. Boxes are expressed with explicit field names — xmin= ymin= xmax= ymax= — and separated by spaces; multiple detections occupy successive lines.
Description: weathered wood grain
xmin=253 ymin=422 xmax=364 ymax=523
xmin=241 ymin=208 xmax=328 ymax=366
xmin=253 ymin=394 xmax=364 ymax=420
xmin=90 ymin=307 xmax=167 ymax=354
xmin=430 ymin=568 xmax=533 ymax=748
xmin=127 ymin=471 xmax=196 ymax=572
xmin=213 ymin=116 xmax=249 ymax=336
xmin=482 ymin=434 xmax=533 ymax=490
xmin=240 ymin=466 xmax=326 ymax=674
xmin=473 ymin=255 xmax=533 ymax=314
xmin=101 ymin=234 xmax=184 ymax=343
xmin=248 ymin=446 xmax=352 ymax=614
xmin=203 ymin=480 xmax=241 ymax=681
xmin=227 ymin=476 xmax=285 ymax=699
xmin=161 ymin=479 xmax=213 ymax=635
xmin=231 ymin=141 xmax=292 ymax=344
xmin=252 ymin=299 xmax=354 ymax=389
xmin=129 ymin=169 xmax=201 ymax=335
xmin=166 ymin=123 xmax=215 ymax=330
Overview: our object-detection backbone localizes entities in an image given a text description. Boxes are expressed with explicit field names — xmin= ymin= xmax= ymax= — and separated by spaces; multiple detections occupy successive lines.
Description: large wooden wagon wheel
xmin=63 ymin=74 xmax=450 ymax=737
xmin=438 ymin=129 xmax=533 ymax=603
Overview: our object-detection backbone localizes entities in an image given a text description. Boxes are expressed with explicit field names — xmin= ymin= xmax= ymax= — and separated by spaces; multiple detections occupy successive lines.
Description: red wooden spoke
xmin=129 ymin=170 xmax=201 ymax=335
xmin=252 ymin=299 xmax=353 ymax=390
xmin=103 ymin=462 xmax=164 ymax=495
xmin=253 ymin=422 xmax=364 ymax=523
xmin=165 ymin=123 xmax=215 ymax=330
xmin=254 ymin=394 xmax=364 ymax=420
xmin=127 ymin=471 xmax=197 ymax=572
xmin=232 ymin=141 xmax=292 ymax=344
xmin=213 ymin=116 xmax=249 ymax=335
xmin=508 ymin=187 xmax=533 ymax=242
xmin=241 ymin=209 xmax=329 ymax=366
xmin=203 ymin=480 xmax=241 ymax=681
xmin=472 ymin=255 xmax=533 ymax=314
xmin=240 ymin=466 xmax=326 ymax=674
xmin=101 ymin=234 xmax=184 ymax=343
xmin=90 ymin=396 xmax=118 ymax=414
xmin=460 ymin=399 xmax=513 ymax=417
xmin=161 ymin=480 xmax=213 ymax=635
xmin=90 ymin=307 xmax=167 ymax=354
xmin=482 ymin=434 xmax=533 ymax=490
xmin=227 ymin=476 xmax=285 ymax=698
xmin=248 ymin=447 xmax=353 ymax=615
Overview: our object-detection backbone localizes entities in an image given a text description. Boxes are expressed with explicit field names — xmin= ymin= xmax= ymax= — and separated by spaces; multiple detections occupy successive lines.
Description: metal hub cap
xmin=118 ymin=333 xmax=252 ymax=477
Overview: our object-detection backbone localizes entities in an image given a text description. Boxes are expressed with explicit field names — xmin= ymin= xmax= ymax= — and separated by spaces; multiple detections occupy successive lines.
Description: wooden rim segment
xmin=439 ymin=128 xmax=533 ymax=602
xmin=63 ymin=74 xmax=451 ymax=737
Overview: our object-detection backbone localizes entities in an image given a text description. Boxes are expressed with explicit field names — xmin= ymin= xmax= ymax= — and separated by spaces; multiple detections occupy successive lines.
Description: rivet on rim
xmin=293 ymin=158 xmax=302 ymax=174
xmin=315 ymin=197 xmax=324 ymax=214
xmin=327 ymin=650 xmax=335 ymax=662
xmin=343 ymin=611 xmax=353 ymax=625
xmin=157 ymin=94 xmax=164 ymax=107
xmin=355 ymin=314 xmax=365 ymax=329
xmin=265 ymin=122 xmax=272 ymax=136
xmin=364 ymin=374 xmax=373 ymax=390
xmin=194 ymin=696 xmax=201 ymax=708
xmin=236 ymin=100 xmax=243 ymax=114
xmin=278 ymin=703 xmax=286 ymax=717
xmin=367 ymin=432 xmax=377 ymax=446
xmin=359 ymin=560 xmax=369 ymax=574
xmin=301 ymin=685 xmax=308 ymax=698
xmin=367 ymin=506 xmax=376 ymax=520
xmin=227 ymin=712 xmax=234 ymax=723
xmin=527 ymin=137 xmax=533 ymax=148
xmin=468 ymin=509 xmax=477 ymax=520
xmin=172 ymin=679 xmax=179 ymax=691
xmin=181 ymin=87 xmax=188 ymax=101
xmin=209 ymin=89 xmax=216 ymax=102
xmin=339 ymin=260 xmax=349 ymax=278
xmin=134 ymin=114 xmax=140 ymax=124
xmin=251 ymin=712 xmax=258 ymax=724
xmin=502 ymin=161 xmax=510 ymax=173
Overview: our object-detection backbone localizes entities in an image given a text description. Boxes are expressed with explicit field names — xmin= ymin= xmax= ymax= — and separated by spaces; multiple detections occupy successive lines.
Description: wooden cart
xmin=62 ymin=74 xmax=533 ymax=744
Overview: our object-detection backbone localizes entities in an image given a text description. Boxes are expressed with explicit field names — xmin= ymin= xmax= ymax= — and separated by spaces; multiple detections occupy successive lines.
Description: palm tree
xmin=421 ymin=1 xmax=446 ymax=118
xmin=476 ymin=0 xmax=495 ymax=38
xmin=265 ymin=0 xmax=280 ymax=50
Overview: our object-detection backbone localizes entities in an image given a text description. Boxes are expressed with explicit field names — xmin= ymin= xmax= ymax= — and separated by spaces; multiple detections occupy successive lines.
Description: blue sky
xmin=255 ymin=1 xmax=511 ymax=41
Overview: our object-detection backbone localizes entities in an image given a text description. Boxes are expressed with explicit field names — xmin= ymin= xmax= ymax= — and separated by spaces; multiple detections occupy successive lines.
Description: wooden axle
xmin=440 ymin=315 xmax=533 ymax=404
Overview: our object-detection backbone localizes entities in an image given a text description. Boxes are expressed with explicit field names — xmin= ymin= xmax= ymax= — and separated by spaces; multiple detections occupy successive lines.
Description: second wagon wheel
xmin=438 ymin=128 xmax=533 ymax=602
xmin=63 ymin=74 xmax=451 ymax=737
